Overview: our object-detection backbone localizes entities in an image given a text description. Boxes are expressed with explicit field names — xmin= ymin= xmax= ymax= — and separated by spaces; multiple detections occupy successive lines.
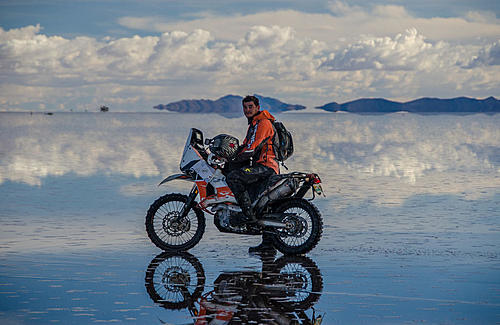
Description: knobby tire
xmin=145 ymin=252 xmax=205 ymax=309
xmin=271 ymin=198 xmax=323 ymax=255
xmin=145 ymin=193 xmax=205 ymax=252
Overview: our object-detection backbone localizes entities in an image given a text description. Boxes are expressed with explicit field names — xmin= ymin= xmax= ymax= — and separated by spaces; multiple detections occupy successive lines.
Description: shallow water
xmin=0 ymin=112 xmax=499 ymax=324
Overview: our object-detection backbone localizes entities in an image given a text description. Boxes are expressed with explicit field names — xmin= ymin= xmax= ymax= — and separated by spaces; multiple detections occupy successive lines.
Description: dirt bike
xmin=144 ymin=252 xmax=324 ymax=324
xmin=145 ymin=128 xmax=325 ymax=255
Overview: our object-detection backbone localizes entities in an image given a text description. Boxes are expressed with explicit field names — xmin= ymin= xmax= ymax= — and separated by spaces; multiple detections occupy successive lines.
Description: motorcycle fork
xmin=178 ymin=185 xmax=199 ymax=220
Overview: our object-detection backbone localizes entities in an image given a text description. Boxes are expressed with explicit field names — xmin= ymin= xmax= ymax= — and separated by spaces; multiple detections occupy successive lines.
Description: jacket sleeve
xmin=244 ymin=119 xmax=274 ymax=152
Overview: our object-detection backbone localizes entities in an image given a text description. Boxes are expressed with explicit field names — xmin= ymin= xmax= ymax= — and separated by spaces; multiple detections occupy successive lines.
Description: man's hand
xmin=233 ymin=149 xmax=254 ymax=162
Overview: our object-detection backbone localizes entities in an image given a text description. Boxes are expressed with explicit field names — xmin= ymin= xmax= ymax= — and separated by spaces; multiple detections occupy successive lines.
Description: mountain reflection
xmin=145 ymin=252 xmax=324 ymax=324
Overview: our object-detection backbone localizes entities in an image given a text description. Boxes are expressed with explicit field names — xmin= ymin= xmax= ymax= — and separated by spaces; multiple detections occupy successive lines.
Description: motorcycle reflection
xmin=145 ymin=252 xmax=324 ymax=324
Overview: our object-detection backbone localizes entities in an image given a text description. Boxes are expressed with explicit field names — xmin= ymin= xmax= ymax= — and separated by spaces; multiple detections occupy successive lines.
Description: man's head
xmin=242 ymin=95 xmax=260 ymax=119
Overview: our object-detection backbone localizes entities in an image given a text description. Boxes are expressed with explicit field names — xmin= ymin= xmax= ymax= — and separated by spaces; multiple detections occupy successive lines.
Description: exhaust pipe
xmin=258 ymin=216 xmax=286 ymax=228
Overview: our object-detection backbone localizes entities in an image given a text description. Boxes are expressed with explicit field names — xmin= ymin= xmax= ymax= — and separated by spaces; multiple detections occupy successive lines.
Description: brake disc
xmin=281 ymin=214 xmax=308 ymax=237
xmin=162 ymin=212 xmax=191 ymax=236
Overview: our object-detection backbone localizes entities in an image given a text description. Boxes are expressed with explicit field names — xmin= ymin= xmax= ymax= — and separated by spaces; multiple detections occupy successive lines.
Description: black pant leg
xmin=226 ymin=164 xmax=275 ymax=197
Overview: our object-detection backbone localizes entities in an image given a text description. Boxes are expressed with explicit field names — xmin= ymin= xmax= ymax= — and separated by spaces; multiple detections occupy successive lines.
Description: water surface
xmin=0 ymin=112 xmax=499 ymax=324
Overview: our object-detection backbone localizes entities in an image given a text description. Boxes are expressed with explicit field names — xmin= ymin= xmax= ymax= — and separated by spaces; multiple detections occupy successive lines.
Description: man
xmin=226 ymin=95 xmax=279 ymax=253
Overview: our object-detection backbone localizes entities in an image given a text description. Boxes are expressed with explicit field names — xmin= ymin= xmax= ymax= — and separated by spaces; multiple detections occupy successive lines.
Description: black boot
xmin=235 ymin=191 xmax=257 ymax=223
xmin=249 ymin=232 xmax=276 ymax=255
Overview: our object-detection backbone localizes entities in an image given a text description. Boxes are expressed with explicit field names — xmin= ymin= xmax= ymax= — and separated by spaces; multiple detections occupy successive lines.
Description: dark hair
xmin=242 ymin=95 xmax=259 ymax=107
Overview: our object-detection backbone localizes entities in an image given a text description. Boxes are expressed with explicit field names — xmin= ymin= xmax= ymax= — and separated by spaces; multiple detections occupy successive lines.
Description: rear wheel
xmin=146 ymin=193 xmax=205 ymax=251
xmin=271 ymin=255 xmax=323 ymax=311
xmin=271 ymin=198 xmax=323 ymax=255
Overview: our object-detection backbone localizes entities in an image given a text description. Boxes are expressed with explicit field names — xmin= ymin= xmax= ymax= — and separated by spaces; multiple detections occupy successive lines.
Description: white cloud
xmin=466 ymin=40 xmax=500 ymax=68
xmin=0 ymin=24 xmax=42 ymax=42
xmin=1 ymin=5 xmax=499 ymax=111
xmin=0 ymin=24 xmax=328 ymax=109
xmin=320 ymin=28 xmax=499 ymax=72
xmin=465 ymin=10 xmax=500 ymax=24
xmin=322 ymin=28 xmax=437 ymax=71
xmin=327 ymin=0 xmax=363 ymax=16
xmin=117 ymin=5 xmax=500 ymax=44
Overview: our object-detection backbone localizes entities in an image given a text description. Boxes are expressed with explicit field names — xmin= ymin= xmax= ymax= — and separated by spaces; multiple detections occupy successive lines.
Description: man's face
xmin=243 ymin=101 xmax=260 ymax=118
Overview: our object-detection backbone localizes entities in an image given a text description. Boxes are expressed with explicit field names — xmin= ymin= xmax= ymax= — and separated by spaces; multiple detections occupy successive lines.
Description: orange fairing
xmin=196 ymin=181 xmax=235 ymax=200
xmin=196 ymin=181 xmax=208 ymax=199
xmin=216 ymin=186 xmax=233 ymax=198
xmin=197 ymin=183 xmax=236 ymax=213
xmin=196 ymin=295 xmax=235 ymax=324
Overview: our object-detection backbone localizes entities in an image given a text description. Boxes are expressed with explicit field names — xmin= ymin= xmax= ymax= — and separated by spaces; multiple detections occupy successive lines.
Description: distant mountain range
xmin=316 ymin=96 xmax=500 ymax=113
xmin=154 ymin=94 xmax=305 ymax=115
xmin=154 ymin=95 xmax=500 ymax=115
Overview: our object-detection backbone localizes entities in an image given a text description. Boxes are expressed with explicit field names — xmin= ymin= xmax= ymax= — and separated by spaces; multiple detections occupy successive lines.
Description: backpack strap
xmin=269 ymin=119 xmax=289 ymax=170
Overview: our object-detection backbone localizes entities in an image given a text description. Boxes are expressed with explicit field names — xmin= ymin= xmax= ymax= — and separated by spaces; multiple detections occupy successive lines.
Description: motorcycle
xmin=144 ymin=252 xmax=324 ymax=324
xmin=146 ymin=128 xmax=325 ymax=255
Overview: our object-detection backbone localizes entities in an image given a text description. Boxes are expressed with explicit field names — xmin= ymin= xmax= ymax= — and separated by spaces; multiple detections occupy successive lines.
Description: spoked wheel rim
xmin=152 ymin=255 xmax=199 ymax=303
xmin=277 ymin=261 xmax=313 ymax=304
xmin=271 ymin=255 xmax=323 ymax=311
xmin=271 ymin=199 xmax=323 ymax=255
xmin=153 ymin=200 xmax=200 ymax=247
xmin=277 ymin=207 xmax=313 ymax=248
xmin=145 ymin=252 xmax=205 ymax=309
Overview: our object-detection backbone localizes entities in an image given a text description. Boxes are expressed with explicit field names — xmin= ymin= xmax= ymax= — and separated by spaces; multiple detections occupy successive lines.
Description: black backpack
xmin=271 ymin=120 xmax=293 ymax=164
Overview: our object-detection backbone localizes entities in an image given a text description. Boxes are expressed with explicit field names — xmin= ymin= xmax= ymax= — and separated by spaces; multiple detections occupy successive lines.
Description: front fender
xmin=158 ymin=173 xmax=194 ymax=186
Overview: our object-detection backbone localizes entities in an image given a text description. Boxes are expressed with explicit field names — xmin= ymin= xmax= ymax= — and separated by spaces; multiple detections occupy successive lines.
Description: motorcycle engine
xmin=213 ymin=205 xmax=261 ymax=235
xmin=215 ymin=207 xmax=233 ymax=229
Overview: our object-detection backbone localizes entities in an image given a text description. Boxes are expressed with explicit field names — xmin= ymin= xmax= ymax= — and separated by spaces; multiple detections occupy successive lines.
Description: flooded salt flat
xmin=0 ymin=112 xmax=499 ymax=324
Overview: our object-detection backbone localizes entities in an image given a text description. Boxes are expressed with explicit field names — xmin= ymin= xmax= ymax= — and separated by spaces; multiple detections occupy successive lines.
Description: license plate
xmin=313 ymin=183 xmax=323 ymax=195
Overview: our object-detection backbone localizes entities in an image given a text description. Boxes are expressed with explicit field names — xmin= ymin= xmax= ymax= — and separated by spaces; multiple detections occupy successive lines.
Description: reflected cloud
xmin=0 ymin=113 xmax=246 ymax=186
xmin=0 ymin=113 xmax=498 ymax=205
xmin=144 ymin=252 xmax=324 ymax=324
xmin=282 ymin=114 xmax=500 ymax=204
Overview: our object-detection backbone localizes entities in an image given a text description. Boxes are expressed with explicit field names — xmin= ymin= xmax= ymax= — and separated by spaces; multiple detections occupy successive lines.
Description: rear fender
xmin=158 ymin=173 xmax=194 ymax=186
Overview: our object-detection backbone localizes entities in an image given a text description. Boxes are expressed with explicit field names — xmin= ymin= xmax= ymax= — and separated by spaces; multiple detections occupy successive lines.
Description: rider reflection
xmin=145 ymin=252 xmax=324 ymax=324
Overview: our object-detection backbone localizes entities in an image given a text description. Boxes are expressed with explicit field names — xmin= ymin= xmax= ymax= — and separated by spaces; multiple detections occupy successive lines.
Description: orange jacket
xmin=241 ymin=110 xmax=279 ymax=174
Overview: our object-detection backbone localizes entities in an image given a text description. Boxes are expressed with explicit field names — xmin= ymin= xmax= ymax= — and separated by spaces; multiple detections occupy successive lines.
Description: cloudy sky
xmin=1 ymin=0 xmax=499 ymax=111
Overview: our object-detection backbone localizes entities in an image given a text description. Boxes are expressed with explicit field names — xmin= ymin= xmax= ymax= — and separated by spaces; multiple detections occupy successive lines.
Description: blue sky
xmin=1 ymin=1 xmax=499 ymax=38
xmin=0 ymin=0 xmax=499 ymax=111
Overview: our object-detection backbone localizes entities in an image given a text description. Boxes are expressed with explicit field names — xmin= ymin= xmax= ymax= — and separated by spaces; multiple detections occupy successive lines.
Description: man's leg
xmin=249 ymin=230 xmax=276 ymax=254
xmin=226 ymin=165 xmax=276 ymax=253
xmin=226 ymin=164 xmax=274 ymax=222
xmin=227 ymin=167 xmax=257 ymax=222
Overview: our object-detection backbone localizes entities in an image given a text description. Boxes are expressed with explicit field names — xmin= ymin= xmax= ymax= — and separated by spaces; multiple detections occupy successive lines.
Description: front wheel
xmin=146 ymin=193 xmax=205 ymax=251
xmin=271 ymin=199 xmax=323 ymax=255
xmin=145 ymin=252 xmax=205 ymax=310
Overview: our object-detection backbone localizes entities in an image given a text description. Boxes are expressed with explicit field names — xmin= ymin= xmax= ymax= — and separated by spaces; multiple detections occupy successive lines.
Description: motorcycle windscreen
xmin=180 ymin=128 xmax=203 ymax=170
xmin=180 ymin=128 xmax=215 ymax=181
